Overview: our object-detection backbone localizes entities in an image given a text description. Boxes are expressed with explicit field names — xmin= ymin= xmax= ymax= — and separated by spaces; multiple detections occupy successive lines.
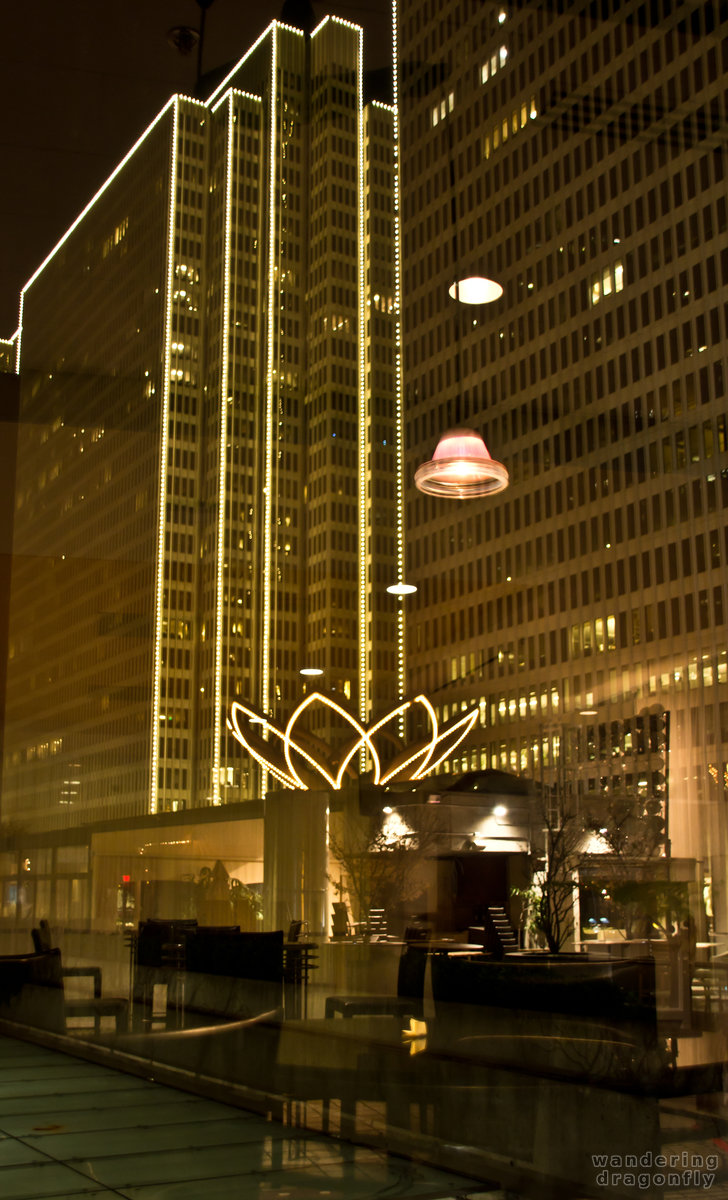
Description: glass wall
xmin=2 ymin=4 xmax=728 ymax=1198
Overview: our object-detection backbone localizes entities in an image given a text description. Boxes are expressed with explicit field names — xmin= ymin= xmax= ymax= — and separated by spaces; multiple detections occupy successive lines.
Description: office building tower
xmin=1 ymin=15 xmax=402 ymax=834
xmin=399 ymin=1 xmax=728 ymax=924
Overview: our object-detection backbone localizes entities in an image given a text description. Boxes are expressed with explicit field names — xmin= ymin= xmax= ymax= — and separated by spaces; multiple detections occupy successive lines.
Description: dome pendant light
xmin=414 ymin=428 xmax=509 ymax=499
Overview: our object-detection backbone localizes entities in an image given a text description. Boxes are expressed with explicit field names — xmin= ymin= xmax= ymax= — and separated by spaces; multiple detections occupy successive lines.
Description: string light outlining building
xmin=1 ymin=15 xmax=404 ymax=831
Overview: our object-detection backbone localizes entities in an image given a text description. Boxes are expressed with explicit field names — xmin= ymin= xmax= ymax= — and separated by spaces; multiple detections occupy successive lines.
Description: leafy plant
xmin=327 ymin=802 xmax=440 ymax=931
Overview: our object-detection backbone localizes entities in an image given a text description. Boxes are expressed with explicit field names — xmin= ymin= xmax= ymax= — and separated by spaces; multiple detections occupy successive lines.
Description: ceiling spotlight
xmin=449 ymin=275 xmax=503 ymax=305
xmin=415 ymin=428 xmax=509 ymax=499
xmin=387 ymin=582 xmax=418 ymax=596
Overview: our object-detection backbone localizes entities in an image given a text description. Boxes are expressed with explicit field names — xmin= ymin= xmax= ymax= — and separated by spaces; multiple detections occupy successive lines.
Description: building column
xmin=263 ymin=789 xmax=329 ymax=936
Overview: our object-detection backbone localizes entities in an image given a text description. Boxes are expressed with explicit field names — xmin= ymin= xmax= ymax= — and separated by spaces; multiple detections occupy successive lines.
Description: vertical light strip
xmin=14 ymin=304 xmax=22 ymax=373
xmin=213 ymin=94 xmax=235 ymax=807
xmin=262 ymin=25 xmax=279 ymax=742
xmin=150 ymin=97 xmax=180 ymax=815
xmin=357 ymin=23 xmax=367 ymax=733
xmin=391 ymin=0 xmax=406 ymax=723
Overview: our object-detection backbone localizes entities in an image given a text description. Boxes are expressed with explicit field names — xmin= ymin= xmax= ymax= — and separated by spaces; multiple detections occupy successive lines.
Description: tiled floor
xmin=0 ymin=1035 xmax=497 ymax=1200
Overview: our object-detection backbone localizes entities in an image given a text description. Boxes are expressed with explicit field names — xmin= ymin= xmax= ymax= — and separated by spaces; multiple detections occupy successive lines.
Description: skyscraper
xmin=398 ymin=0 xmax=728 ymax=925
xmin=1 ymin=15 xmax=402 ymax=834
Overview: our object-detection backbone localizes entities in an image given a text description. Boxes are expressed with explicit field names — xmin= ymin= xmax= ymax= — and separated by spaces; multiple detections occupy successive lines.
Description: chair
xmin=325 ymin=938 xmax=428 ymax=1020
xmin=31 ymin=921 xmax=128 ymax=1033
xmin=131 ymin=919 xmax=199 ymax=1029
xmin=132 ymin=925 xmax=285 ymax=1029
xmin=184 ymin=928 xmax=284 ymax=1022
xmin=428 ymin=952 xmax=665 ymax=1086
xmin=0 ymin=949 xmax=66 ymax=1033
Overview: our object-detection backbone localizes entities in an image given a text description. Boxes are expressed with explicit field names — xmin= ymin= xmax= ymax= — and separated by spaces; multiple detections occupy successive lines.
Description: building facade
xmin=399 ymin=0 xmax=728 ymax=926
xmin=1 ymin=16 xmax=402 ymax=835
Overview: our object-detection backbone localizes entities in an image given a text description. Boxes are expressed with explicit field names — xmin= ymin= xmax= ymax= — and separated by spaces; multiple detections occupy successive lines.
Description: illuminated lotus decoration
xmin=227 ymin=692 xmax=478 ymax=790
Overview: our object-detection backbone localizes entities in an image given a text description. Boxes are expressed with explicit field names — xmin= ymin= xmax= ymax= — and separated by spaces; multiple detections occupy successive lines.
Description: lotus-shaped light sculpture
xmin=226 ymin=692 xmax=478 ymax=790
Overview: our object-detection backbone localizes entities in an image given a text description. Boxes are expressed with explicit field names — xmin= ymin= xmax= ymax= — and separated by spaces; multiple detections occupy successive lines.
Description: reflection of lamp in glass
xmin=421 ymin=109 xmax=507 ymax=499
xmin=299 ymin=667 xmax=323 ymax=677
xmin=449 ymin=276 xmax=503 ymax=305
xmin=415 ymin=428 xmax=509 ymax=499
xmin=387 ymin=582 xmax=417 ymax=596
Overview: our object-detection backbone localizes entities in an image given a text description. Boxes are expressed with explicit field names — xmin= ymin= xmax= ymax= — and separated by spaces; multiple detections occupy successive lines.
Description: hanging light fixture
xmin=387 ymin=582 xmax=418 ymax=596
xmin=448 ymin=276 xmax=503 ymax=305
xmin=299 ymin=667 xmax=324 ymax=677
xmin=415 ymin=428 xmax=509 ymax=499
xmin=416 ymin=89 xmax=507 ymax=500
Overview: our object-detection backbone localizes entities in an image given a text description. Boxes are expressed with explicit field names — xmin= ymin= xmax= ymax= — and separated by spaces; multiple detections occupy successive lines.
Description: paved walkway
xmin=0 ymin=1034 xmax=497 ymax=1200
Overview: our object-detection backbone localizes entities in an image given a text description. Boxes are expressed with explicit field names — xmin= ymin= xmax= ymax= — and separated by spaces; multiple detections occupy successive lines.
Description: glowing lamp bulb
xmin=449 ymin=276 xmax=503 ymax=305
xmin=415 ymin=428 xmax=509 ymax=499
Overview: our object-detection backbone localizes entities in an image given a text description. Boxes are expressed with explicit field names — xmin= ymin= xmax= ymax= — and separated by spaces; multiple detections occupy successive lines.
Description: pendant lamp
xmin=414 ymin=427 xmax=509 ymax=499
xmin=449 ymin=276 xmax=503 ymax=305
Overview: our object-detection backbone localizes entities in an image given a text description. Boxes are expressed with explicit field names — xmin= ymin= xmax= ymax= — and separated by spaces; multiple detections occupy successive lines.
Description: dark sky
xmin=0 ymin=0 xmax=392 ymax=337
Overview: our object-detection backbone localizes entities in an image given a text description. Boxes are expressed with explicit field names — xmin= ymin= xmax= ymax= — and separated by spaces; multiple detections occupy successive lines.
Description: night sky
xmin=0 ymin=0 xmax=392 ymax=337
